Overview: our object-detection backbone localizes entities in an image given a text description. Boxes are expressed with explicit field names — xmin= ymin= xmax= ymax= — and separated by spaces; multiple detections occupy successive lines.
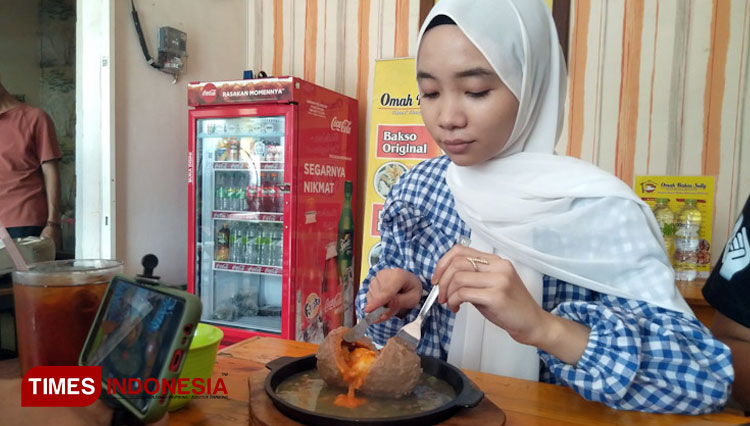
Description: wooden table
xmin=170 ymin=337 xmax=748 ymax=426
xmin=1 ymin=336 xmax=746 ymax=425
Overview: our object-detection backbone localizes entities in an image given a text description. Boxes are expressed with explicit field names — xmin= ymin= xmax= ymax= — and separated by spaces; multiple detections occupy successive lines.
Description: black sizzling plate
xmin=264 ymin=354 xmax=484 ymax=426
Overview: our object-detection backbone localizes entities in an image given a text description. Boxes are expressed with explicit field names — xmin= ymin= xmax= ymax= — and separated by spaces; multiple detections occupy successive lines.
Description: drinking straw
xmin=0 ymin=220 xmax=29 ymax=271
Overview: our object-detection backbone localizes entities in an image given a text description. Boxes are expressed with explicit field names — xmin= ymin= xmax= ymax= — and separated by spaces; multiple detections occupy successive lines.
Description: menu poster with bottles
xmin=293 ymin=112 xmax=357 ymax=344
xmin=635 ymin=175 xmax=715 ymax=278
xmin=359 ymin=58 xmax=443 ymax=282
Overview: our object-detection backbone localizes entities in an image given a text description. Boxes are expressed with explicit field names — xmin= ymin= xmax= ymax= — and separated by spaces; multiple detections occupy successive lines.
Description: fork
xmin=396 ymin=237 xmax=471 ymax=350
xmin=395 ymin=284 xmax=440 ymax=350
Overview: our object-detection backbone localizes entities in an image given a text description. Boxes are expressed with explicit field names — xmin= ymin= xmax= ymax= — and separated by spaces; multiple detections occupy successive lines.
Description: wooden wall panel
xmin=563 ymin=0 xmax=750 ymax=263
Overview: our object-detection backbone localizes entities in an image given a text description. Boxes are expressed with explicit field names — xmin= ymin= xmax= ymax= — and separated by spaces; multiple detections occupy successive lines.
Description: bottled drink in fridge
xmin=652 ymin=198 xmax=676 ymax=263
xmin=214 ymin=174 xmax=225 ymax=211
xmin=337 ymin=181 xmax=354 ymax=327
xmin=674 ymin=199 xmax=702 ymax=281
xmin=224 ymin=174 xmax=234 ymax=211
xmin=228 ymin=173 xmax=237 ymax=211
xmin=256 ymin=224 xmax=271 ymax=265
xmin=255 ymin=184 xmax=264 ymax=212
xmin=270 ymin=224 xmax=284 ymax=266
xmin=223 ymin=174 xmax=233 ymax=211
xmin=246 ymin=172 xmax=259 ymax=212
xmin=233 ymin=173 xmax=246 ymax=211
xmin=215 ymin=138 xmax=228 ymax=161
xmin=268 ymin=171 xmax=283 ymax=213
xmin=228 ymin=137 xmax=240 ymax=161
xmin=266 ymin=145 xmax=276 ymax=162
xmin=262 ymin=172 xmax=276 ymax=213
xmin=230 ymin=223 xmax=245 ymax=263
xmin=244 ymin=223 xmax=258 ymax=264
xmin=258 ymin=171 xmax=269 ymax=212
xmin=252 ymin=140 xmax=267 ymax=161
xmin=216 ymin=223 xmax=230 ymax=261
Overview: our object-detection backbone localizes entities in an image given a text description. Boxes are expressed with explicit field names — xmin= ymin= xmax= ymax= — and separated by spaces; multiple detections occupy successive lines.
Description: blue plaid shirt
xmin=356 ymin=156 xmax=733 ymax=414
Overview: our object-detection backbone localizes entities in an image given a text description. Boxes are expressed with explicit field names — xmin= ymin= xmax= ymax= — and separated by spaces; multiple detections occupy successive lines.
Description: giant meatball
xmin=315 ymin=327 xmax=422 ymax=397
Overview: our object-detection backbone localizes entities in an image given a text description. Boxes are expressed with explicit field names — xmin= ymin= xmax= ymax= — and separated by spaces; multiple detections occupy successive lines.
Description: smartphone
xmin=79 ymin=274 xmax=202 ymax=423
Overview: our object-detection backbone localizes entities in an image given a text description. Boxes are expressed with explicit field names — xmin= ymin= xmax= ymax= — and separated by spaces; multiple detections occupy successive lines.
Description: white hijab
xmin=417 ymin=0 xmax=692 ymax=380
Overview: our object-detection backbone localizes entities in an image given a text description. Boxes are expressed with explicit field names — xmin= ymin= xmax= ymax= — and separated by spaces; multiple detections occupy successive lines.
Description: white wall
xmin=0 ymin=0 xmax=40 ymax=106
xmin=114 ymin=0 xmax=246 ymax=283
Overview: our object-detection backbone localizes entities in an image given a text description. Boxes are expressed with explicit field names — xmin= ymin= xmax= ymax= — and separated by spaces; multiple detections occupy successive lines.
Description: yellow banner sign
xmin=359 ymin=58 xmax=442 ymax=281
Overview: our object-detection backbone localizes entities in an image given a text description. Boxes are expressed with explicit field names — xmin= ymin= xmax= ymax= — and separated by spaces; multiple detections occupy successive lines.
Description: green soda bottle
xmin=673 ymin=199 xmax=702 ymax=281
xmin=652 ymin=198 xmax=676 ymax=263
xmin=337 ymin=181 xmax=354 ymax=327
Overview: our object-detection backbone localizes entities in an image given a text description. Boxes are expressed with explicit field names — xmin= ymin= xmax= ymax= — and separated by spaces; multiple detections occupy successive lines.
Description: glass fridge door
xmin=195 ymin=115 xmax=285 ymax=334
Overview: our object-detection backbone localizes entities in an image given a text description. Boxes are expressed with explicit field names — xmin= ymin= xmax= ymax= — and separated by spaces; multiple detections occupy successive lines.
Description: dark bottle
xmin=216 ymin=223 xmax=230 ymax=261
xmin=336 ymin=181 xmax=354 ymax=327
xmin=246 ymin=171 xmax=260 ymax=212
xmin=259 ymin=171 xmax=270 ymax=212
xmin=270 ymin=171 xmax=283 ymax=213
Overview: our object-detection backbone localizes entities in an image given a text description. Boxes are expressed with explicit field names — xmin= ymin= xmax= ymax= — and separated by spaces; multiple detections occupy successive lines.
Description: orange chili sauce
xmin=333 ymin=344 xmax=378 ymax=407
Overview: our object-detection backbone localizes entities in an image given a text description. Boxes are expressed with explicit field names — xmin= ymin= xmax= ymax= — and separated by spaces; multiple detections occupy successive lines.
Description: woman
xmin=356 ymin=0 xmax=733 ymax=414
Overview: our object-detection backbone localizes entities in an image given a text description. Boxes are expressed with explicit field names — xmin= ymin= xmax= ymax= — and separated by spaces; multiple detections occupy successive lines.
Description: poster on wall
xmin=635 ymin=175 xmax=715 ymax=279
xmin=359 ymin=58 xmax=442 ymax=282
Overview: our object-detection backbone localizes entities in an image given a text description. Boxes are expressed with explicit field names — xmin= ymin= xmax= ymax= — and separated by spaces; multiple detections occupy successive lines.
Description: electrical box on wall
xmin=157 ymin=26 xmax=187 ymax=75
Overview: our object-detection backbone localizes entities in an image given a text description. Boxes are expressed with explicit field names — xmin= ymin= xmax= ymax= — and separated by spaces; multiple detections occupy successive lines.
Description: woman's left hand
xmin=431 ymin=245 xmax=547 ymax=346
xmin=40 ymin=224 xmax=61 ymax=250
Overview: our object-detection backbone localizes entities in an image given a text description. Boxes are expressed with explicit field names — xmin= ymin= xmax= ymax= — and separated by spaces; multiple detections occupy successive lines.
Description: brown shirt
xmin=0 ymin=104 xmax=61 ymax=227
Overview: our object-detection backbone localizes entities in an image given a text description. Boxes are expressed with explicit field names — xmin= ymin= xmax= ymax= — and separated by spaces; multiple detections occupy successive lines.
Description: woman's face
xmin=417 ymin=24 xmax=519 ymax=166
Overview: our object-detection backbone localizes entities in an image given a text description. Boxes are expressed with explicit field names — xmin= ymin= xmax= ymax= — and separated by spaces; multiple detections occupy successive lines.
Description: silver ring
xmin=466 ymin=256 xmax=489 ymax=272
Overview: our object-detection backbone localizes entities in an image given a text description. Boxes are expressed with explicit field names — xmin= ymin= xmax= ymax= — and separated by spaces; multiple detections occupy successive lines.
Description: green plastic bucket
xmin=167 ymin=323 xmax=223 ymax=411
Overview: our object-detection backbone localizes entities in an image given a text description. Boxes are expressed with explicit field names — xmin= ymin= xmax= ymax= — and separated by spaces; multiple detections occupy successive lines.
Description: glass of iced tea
xmin=12 ymin=259 xmax=123 ymax=375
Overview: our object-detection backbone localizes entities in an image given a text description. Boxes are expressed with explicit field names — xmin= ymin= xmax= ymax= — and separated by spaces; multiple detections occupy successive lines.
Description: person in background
xmin=0 ymin=74 xmax=62 ymax=248
xmin=357 ymin=0 xmax=734 ymax=414
xmin=703 ymin=194 xmax=750 ymax=413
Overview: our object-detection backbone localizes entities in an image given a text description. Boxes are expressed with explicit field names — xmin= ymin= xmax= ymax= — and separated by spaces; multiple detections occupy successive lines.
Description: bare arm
xmin=40 ymin=159 xmax=61 ymax=248
xmin=710 ymin=312 xmax=750 ymax=411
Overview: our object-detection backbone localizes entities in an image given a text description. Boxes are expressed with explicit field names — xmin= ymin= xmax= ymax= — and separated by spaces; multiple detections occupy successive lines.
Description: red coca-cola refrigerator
xmin=187 ymin=77 xmax=357 ymax=345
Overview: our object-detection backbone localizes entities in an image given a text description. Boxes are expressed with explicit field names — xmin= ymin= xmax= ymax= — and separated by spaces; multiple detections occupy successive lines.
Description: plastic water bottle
xmin=652 ymin=198 xmax=676 ymax=263
xmin=222 ymin=174 xmax=233 ymax=211
xmin=673 ymin=199 xmax=702 ymax=281
xmin=232 ymin=174 xmax=244 ymax=211
xmin=214 ymin=174 xmax=225 ymax=211
xmin=256 ymin=224 xmax=271 ymax=265
xmin=230 ymin=223 xmax=245 ymax=263
xmin=224 ymin=175 xmax=236 ymax=211
xmin=244 ymin=223 xmax=258 ymax=264
xmin=270 ymin=224 xmax=284 ymax=266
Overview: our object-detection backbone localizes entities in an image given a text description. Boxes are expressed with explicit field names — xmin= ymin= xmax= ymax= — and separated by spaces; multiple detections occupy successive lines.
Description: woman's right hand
xmin=365 ymin=268 xmax=423 ymax=321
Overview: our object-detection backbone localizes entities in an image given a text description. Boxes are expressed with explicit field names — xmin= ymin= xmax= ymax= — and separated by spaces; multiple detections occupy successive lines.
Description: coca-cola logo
xmin=331 ymin=117 xmax=352 ymax=134
xmin=201 ymin=83 xmax=218 ymax=103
